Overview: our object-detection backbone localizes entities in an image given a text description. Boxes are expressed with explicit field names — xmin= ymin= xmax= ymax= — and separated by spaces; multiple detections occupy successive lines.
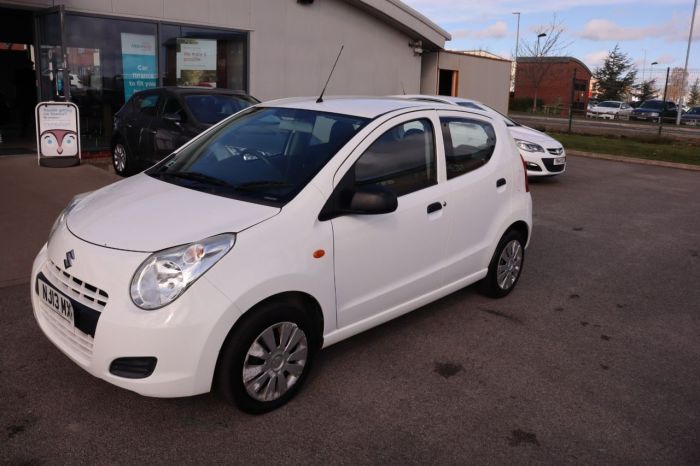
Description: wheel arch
xmin=212 ymin=290 xmax=325 ymax=386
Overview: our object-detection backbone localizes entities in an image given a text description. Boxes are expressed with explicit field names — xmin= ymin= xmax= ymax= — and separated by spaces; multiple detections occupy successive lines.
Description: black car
xmin=681 ymin=106 xmax=700 ymax=125
xmin=111 ymin=87 xmax=259 ymax=176
xmin=629 ymin=100 xmax=679 ymax=123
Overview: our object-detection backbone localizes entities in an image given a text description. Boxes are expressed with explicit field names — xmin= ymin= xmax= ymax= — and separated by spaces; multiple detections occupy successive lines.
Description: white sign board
xmin=35 ymin=101 xmax=81 ymax=167
xmin=176 ymin=38 xmax=217 ymax=87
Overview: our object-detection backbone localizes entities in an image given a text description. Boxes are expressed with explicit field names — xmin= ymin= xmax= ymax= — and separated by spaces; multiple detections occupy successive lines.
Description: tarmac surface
xmin=1 ymin=155 xmax=699 ymax=464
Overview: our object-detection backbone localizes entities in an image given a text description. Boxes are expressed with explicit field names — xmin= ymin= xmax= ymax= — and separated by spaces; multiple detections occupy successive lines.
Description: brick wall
xmin=514 ymin=60 xmax=591 ymax=115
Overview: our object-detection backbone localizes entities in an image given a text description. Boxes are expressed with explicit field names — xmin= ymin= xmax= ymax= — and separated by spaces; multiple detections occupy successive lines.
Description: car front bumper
xmin=30 ymin=224 xmax=240 ymax=398
xmin=521 ymin=147 xmax=567 ymax=177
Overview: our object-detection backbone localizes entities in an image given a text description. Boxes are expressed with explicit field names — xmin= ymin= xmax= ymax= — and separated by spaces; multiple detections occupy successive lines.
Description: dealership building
xmin=0 ymin=0 xmax=511 ymax=153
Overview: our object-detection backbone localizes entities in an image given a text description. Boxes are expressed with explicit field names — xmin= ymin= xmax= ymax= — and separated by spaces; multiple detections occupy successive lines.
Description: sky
xmin=402 ymin=0 xmax=700 ymax=83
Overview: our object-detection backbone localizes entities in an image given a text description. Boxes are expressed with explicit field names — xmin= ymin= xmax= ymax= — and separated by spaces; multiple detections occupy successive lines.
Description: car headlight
xmin=515 ymin=139 xmax=545 ymax=152
xmin=650 ymin=112 xmax=659 ymax=117
xmin=130 ymin=234 xmax=235 ymax=310
xmin=48 ymin=192 xmax=91 ymax=244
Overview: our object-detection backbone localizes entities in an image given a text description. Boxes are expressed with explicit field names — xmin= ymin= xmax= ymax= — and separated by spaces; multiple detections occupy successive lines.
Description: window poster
xmin=121 ymin=33 xmax=157 ymax=100
xmin=176 ymin=38 xmax=217 ymax=88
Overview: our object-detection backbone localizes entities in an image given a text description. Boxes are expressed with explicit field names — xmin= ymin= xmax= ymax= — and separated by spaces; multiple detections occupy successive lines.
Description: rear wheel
xmin=112 ymin=141 xmax=133 ymax=176
xmin=479 ymin=230 xmax=525 ymax=298
xmin=216 ymin=301 xmax=317 ymax=414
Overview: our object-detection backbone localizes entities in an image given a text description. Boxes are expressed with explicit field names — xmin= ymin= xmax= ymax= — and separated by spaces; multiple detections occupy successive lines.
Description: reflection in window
xmin=355 ymin=119 xmax=436 ymax=196
xmin=440 ymin=118 xmax=496 ymax=179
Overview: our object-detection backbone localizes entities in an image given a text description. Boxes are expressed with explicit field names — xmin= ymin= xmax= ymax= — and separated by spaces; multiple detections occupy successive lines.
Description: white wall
xmin=421 ymin=51 xmax=512 ymax=114
xmin=6 ymin=0 xmax=423 ymax=100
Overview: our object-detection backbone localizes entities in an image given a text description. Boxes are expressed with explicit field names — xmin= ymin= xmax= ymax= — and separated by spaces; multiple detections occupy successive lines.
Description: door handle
xmin=427 ymin=202 xmax=442 ymax=214
xmin=497 ymin=178 xmax=507 ymax=188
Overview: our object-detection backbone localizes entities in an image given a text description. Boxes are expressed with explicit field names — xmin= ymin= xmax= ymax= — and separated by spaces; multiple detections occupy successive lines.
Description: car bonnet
xmin=66 ymin=173 xmax=280 ymax=252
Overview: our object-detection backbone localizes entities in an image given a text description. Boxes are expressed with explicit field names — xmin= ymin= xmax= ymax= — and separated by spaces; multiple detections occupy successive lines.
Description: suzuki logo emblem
xmin=64 ymin=250 xmax=75 ymax=269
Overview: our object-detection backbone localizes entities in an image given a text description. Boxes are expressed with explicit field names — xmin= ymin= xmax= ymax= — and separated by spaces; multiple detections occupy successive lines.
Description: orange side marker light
xmin=313 ymin=249 xmax=325 ymax=259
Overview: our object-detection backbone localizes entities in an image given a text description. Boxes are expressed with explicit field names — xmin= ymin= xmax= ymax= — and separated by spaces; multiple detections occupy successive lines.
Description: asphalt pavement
xmin=1 ymin=155 xmax=699 ymax=464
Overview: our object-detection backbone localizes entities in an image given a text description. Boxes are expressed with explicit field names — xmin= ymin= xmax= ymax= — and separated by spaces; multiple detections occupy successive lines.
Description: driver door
xmin=331 ymin=112 xmax=451 ymax=329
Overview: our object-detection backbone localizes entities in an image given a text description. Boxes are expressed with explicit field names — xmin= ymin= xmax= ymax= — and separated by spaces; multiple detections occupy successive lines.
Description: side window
xmin=440 ymin=117 xmax=496 ymax=179
xmin=136 ymin=93 xmax=160 ymax=117
xmin=161 ymin=96 xmax=185 ymax=121
xmin=354 ymin=118 xmax=436 ymax=197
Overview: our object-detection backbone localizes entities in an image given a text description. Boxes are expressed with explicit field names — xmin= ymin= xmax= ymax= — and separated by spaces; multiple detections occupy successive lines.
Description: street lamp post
xmin=532 ymin=33 xmax=547 ymax=112
xmin=676 ymin=0 xmax=698 ymax=125
xmin=512 ymin=12 xmax=521 ymax=93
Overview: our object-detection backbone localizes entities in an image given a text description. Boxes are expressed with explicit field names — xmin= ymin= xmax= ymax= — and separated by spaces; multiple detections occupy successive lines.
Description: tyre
xmin=478 ymin=229 xmax=526 ymax=298
xmin=216 ymin=301 xmax=317 ymax=414
xmin=112 ymin=141 xmax=133 ymax=177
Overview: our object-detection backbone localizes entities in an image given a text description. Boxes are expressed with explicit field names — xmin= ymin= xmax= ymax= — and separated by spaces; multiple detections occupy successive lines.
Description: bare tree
xmin=666 ymin=67 xmax=689 ymax=102
xmin=517 ymin=15 xmax=571 ymax=112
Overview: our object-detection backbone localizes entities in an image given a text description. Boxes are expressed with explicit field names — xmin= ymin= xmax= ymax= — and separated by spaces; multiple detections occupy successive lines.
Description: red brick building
xmin=514 ymin=57 xmax=591 ymax=115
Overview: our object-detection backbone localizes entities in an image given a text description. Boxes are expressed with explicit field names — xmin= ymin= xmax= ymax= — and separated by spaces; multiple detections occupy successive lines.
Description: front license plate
xmin=553 ymin=157 xmax=566 ymax=166
xmin=37 ymin=276 xmax=74 ymax=326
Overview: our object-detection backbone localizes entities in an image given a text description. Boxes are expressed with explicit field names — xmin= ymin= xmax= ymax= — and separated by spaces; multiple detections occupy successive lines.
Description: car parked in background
xmin=394 ymin=95 xmax=567 ymax=177
xmin=629 ymin=100 xmax=679 ymax=122
xmin=681 ymin=106 xmax=700 ymax=125
xmin=32 ymin=97 xmax=532 ymax=413
xmin=586 ymin=100 xmax=633 ymax=120
xmin=111 ymin=87 xmax=259 ymax=176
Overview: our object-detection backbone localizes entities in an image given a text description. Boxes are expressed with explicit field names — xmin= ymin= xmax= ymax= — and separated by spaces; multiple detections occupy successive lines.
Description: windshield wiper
xmin=233 ymin=180 xmax=293 ymax=191
xmin=156 ymin=171 xmax=235 ymax=188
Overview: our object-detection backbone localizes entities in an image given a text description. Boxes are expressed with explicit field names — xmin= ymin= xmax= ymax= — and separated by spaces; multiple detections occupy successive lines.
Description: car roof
xmin=259 ymin=96 xmax=468 ymax=119
xmin=393 ymin=94 xmax=481 ymax=106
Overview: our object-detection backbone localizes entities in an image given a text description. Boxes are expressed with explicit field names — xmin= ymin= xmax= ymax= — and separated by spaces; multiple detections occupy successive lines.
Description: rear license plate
xmin=37 ymin=276 xmax=74 ymax=326
xmin=553 ymin=157 xmax=566 ymax=166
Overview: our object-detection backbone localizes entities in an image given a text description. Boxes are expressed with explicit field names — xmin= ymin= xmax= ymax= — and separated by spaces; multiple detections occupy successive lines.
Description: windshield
xmin=687 ymin=107 xmax=700 ymax=115
xmin=599 ymin=101 xmax=621 ymax=108
xmin=184 ymin=94 xmax=258 ymax=124
xmin=640 ymin=101 xmax=663 ymax=110
xmin=457 ymin=101 xmax=519 ymax=127
xmin=147 ymin=107 xmax=369 ymax=205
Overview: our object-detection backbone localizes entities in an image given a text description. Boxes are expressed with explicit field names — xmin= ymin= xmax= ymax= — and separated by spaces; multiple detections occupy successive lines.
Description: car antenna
xmin=317 ymin=45 xmax=344 ymax=103
xmin=401 ymin=82 xmax=406 ymax=95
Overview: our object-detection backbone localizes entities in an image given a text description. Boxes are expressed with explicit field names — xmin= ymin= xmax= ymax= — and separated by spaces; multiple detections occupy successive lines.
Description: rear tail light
xmin=520 ymin=155 xmax=529 ymax=192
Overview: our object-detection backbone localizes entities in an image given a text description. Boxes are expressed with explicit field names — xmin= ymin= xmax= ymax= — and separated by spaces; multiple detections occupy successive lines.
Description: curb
xmin=567 ymin=150 xmax=700 ymax=172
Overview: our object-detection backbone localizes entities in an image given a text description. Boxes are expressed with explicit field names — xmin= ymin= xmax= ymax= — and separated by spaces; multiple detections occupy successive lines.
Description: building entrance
xmin=0 ymin=7 xmax=37 ymax=155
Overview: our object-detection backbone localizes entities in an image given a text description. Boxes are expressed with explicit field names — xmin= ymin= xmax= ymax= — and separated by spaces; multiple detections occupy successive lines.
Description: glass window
xmin=354 ymin=119 xmax=436 ymax=197
xmin=160 ymin=25 xmax=248 ymax=92
xmin=161 ymin=95 xmax=184 ymax=118
xmin=440 ymin=117 xmax=496 ymax=179
xmin=59 ymin=14 xmax=157 ymax=150
xmin=183 ymin=94 xmax=256 ymax=124
xmin=134 ymin=93 xmax=160 ymax=116
xmin=147 ymin=107 xmax=368 ymax=205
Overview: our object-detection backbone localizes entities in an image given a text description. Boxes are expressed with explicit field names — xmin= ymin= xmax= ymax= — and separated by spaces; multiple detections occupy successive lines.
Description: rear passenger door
xmin=152 ymin=93 xmax=192 ymax=162
xmin=438 ymin=112 xmax=511 ymax=284
xmin=331 ymin=113 xmax=452 ymax=328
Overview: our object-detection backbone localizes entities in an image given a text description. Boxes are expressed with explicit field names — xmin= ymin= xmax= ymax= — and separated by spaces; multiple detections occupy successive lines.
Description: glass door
xmin=36 ymin=6 xmax=69 ymax=102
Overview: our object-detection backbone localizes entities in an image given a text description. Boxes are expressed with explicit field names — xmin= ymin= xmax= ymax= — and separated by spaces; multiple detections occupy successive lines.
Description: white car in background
xmin=586 ymin=100 xmax=633 ymax=120
xmin=394 ymin=95 xmax=566 ymax=177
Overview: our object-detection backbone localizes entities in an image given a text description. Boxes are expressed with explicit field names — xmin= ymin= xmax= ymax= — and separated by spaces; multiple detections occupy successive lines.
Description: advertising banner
xmin=121 ymin=33 xmax=157 ymax=100
xmin=35 ymin=102 xmax=81 ymax=168
xmin=176 ymin=38 xmax=217 ymax=87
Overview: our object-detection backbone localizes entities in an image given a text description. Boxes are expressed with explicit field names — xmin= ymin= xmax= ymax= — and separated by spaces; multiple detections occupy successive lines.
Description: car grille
xmin=542 ymin=158 xmax=565 ymax=172
xmin=46 ymin=259 xmax=108 ymax=310
xmin=36 ymin=260 xmax=108 ymax=362
xmin=547 ymin=148 xmax=564 ymax=156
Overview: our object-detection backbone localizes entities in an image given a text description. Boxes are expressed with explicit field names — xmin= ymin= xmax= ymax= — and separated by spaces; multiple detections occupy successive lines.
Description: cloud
xmin=584 ymin=50 xmax=610 ymax=67
xmin=578 ymin=13 xmax=700 ymax=43
xmin=452 ymin=21 xmax=509 ymax=39
xmin=579 ymin=19 xmax=663 ymax=41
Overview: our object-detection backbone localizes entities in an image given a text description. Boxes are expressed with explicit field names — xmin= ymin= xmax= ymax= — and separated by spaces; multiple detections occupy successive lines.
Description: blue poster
xmin=121 ymin=33 xmax=157 ymax=100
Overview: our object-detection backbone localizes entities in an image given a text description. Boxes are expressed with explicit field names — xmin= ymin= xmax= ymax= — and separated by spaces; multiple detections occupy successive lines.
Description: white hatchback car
xmin=394 ymin=95 xmax=566 ymax=177
xmin=31 ymin=97 xmax=532 ymax=413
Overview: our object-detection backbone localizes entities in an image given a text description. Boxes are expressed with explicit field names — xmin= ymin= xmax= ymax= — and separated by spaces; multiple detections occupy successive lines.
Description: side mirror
xmin=319 ymin=185 xmax=398 ymax=221
xmin=348 ymin=186 xmax=398 ymax=214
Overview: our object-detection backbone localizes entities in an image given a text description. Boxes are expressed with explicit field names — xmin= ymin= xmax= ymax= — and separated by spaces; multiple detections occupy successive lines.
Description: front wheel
xmin=478 ymin=230 xmax=525 ymax=298
xmin=216 ymin=302 xmax=317 ymax=414
xmin=112 ymin=142 xmax=133 ymax=177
